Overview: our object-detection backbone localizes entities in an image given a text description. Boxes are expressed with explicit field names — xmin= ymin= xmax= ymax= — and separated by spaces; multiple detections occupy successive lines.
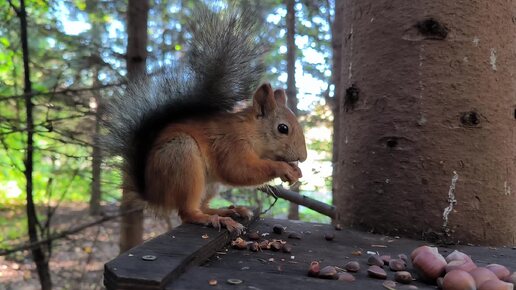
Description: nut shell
xmin=445 ymin=250 xmax=472 ymax=263
xmin=367 ymin=265 xmax=387 ymax=279
xmin=319 ymin=266 xmax=338 ymax=279
xmin=389 ymin=259 xmax=407 ymax=271
xmin=412 ymin=250 xmax=447 ymax=281
xmin=368 ymin=254 xmax=385 ymax=267
xmin=345 ymin=261 xmax=360 ymax=272
xmin=486 ymin=264 xmax=511 ymax=281
xmin=469 ymin=267 xmax=498 ymax=287
xmin=338 ymin=272 xmax=355 ymax=282
xmin=394 ymin=271 xmax=413 ymax=284
xmin=445 ymin=259 xmax=477 ymax=273
xmin=478 ymin=279 xmax=514 ymax=290
xmin=308 ymin=261 xmax=320 ymax=277
xmin=411 ymin=245 xmax=438 ymax=260
xmin=443 ymin=270 xmax=476 ymax=290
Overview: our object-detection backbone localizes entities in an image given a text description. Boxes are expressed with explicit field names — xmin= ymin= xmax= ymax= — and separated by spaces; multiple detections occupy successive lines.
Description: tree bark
xmin=333 ymin=0 xmax=516 ymax=245
xmin=286 ymin=0 xmax=299 ymax=221
xmin=90 ymin=66 xmax=102 ymax=216
xmin=330 ymin=0 xmax=345 ymax=223
xmin=119 ymin=0 xmax=149 ymax=253
xmin=12 ymin=0 xmax=53 ymax=288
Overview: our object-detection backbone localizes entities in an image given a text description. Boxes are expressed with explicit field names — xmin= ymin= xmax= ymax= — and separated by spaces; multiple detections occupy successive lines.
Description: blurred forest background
xmin=0 ymin=0 xmax=335 ymax=289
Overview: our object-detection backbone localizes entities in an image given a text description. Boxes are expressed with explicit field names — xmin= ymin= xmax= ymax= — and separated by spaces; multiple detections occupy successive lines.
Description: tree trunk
xmin=330 ymin=0 xmax=345 ymax=223
xmin=119 ymin=0 xmax=149 ymax=253
xmin=333 ymin=1 xmax=516 ymax=245
xmin=13 ymin=0 xmax=52 ymax=288
xmin=286 ymin=0 xmax=299 ymax=221
xmin=90 ymin=66 xmax=102 ymax=216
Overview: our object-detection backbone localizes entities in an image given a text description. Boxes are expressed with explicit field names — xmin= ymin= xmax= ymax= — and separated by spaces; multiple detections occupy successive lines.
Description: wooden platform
xmin=104 ymin=218 xmax=516 ymax=290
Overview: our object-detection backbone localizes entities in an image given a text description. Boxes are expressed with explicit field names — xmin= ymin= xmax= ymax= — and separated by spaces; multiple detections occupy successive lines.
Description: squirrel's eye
xmin=277 ymin=124 xmax=289 ymax=135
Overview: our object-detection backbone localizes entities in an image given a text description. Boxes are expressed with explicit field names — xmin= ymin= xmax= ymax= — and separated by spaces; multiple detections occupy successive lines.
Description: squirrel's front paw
xmin=275 ymin=162 xmax=302 ymax=184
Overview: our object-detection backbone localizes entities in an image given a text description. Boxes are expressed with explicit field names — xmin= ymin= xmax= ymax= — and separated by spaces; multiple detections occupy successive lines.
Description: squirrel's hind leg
xmin=200 ymin=184 xmax=254 ymax=221
xmin=149 ymin=133 xmax=243 ymax=234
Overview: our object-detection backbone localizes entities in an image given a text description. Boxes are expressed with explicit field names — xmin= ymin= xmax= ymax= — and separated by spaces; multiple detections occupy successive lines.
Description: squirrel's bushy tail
xmin=103 ymin=6 xmax=266 ymax=194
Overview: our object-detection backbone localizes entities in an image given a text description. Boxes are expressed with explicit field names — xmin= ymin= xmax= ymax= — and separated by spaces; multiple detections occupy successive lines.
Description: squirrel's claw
xmin=233 ymin=206 xmax=253 ymax=221
xmin=209 ymin=215 xmax=244 ymax=235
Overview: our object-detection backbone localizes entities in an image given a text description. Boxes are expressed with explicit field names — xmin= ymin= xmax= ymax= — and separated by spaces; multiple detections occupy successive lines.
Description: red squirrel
xmin=103 ymin=6 xmax=307 ymax=233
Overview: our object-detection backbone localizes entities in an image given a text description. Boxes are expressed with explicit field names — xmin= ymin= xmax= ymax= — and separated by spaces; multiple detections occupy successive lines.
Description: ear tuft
xmin=252 ymin=83 xmax=276 ymax=117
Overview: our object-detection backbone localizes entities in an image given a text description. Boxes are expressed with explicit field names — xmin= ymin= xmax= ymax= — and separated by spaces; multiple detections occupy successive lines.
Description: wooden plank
xmin=104 ymin=214 xmax=257 ymax=290
xmin=166 ymin=218 xmax=516 ymax=290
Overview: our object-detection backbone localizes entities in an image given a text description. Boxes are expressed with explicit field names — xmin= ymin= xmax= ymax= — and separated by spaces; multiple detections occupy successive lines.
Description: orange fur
xmin=144 ymin=83 xmax=307 ymax=232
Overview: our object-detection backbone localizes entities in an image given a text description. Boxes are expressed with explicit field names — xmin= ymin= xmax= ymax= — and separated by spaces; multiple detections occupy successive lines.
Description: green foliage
xmin=0 ymin=0 xmax=334 ymax=247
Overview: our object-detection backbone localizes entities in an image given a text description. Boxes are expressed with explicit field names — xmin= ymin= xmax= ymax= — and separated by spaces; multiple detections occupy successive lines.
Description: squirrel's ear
xmin=273 ymin=89 xmax=288 ymax=106
xmin=253 ymin=83 xmax=276 ymax=117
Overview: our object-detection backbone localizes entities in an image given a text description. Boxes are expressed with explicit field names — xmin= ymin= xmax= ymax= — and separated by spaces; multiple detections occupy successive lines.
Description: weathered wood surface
xmin=104 ymin=215 xmax=256 ymax=290
xmin=105 ymin=218 xmax=516 ymax=290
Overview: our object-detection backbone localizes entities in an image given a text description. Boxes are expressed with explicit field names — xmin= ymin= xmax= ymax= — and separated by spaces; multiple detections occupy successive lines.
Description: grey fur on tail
xmin=102 ymin=6 xmax=266 ymax=195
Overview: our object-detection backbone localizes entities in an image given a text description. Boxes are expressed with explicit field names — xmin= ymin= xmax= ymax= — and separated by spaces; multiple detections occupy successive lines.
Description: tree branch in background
xmin=0 ymin=82 xmax=125 ymax=101
xmin=259 ymin=185 xmax=337 ymax=219
xmin=0 ymin=207 xmax=144 ymax=257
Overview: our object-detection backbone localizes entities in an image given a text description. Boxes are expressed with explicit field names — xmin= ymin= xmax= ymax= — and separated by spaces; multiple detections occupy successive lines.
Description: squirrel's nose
xmin=298 ymin=146 xmax=307 ymax=163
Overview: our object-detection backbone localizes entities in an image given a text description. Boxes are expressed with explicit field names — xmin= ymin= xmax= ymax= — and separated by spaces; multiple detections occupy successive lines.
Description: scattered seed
xmin=352 ymin=250 xmax=362 ymax=256
xmin=367 ymin=254 xmax=384 ymax=267
xmin=288 ymin=232 xmax=302 ymax=240
xmin=338 ymin=272 xmax=355 ymax=282
xmin=268 ymin=258 xmax=274 ymax=262
xmin=248 ymin=232 xmax=260 ymax=241
xmin=273 ymin=224 xmax=285 ymax=234
xmin=368 ymin=265 xmax=387 ymax=279
xmin=208 ymin=279 xmax=217 ymax=286
xmin=227 ymin=278 xmax=243 ymax=285
xmin=389 ymin=259 xmax=406 ymax=271
xmin=381 ymin=255 xmax=392 ymax=265
xmin=258 ymin=240 xmax=270 ymax=250
xmin=345 ymin=261 xmax=360 ymax=272
xmin=324 ymin=232 xmax=335 ymax=241
xmin=308 ymin=261 xmax=320 ymax=277
xmin=394 ymin=271 xmax=413 ymax=284
xmin=249 ymin=242 xmax=259 ymax=252
xmin=398 ymin=254 xmax=409 ymax=264
xmin=319 ymin=266 xmax=338 ymax=279
xmin=382 ymin=280 xmax=397 ymax=290
xmin=231 ymin=238 xmax=247 ymax=250
xmin=202 ymin=234 xmax=209 ymax=239
xmin=270 ymin=241 xmax=282 ymax=251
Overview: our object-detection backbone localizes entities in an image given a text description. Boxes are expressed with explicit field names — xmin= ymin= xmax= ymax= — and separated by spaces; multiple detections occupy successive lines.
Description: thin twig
xmin=0 ymin=82 xmax=125 ymax=101
xmin=0 ymin=206 xmax=144 ymax=256
xmin=258 ymin=185 xmax=337 ymax=219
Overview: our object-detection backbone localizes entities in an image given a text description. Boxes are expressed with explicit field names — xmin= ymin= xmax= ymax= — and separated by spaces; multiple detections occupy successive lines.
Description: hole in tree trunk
xmin=386 ymin=138 xmax=398 ymax=148
xmin=344 ymin=84 xmax=359 ymax=111
xmin=416 ymin=18 xmax=448 ymax=39
xmin=460 ymin=111 xmax=481 ymax=127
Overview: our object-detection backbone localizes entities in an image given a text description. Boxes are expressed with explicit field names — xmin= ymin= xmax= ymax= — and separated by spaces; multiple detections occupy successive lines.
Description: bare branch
xmin=7 ymin=0 xmax=21 ymax=16
xmin=0 ymin=82 xmax=125 ymax=101
xmin=0 ymin=207 xmax=144 ymax=256
xmin=258 ymin=185 xmax=337 ymax=219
